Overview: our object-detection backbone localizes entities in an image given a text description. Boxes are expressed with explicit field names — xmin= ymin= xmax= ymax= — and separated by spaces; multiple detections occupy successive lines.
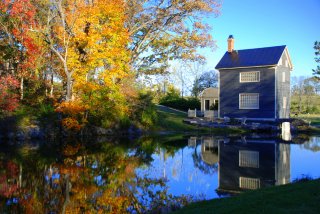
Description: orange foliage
xmin=61 ymin=118 xmax=82 ymax=131
xmin=96 ymin=190 xmax=130 ymax=214
xmin=55 ymin=100 xmax=88 ymax=131
xmin=62 ymin=144 xmax=82 ymax=156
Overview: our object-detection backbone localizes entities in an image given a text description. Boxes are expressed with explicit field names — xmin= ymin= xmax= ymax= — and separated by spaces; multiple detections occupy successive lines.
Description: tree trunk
xmin=62 ymin=174 xmax=71 ymax=214
xmin=66 ymin=72 xmax=72 ymax=101
xmin=298 ymin=89 xmax=302 ymax=114
xmin=50 ymin=73 xmax=54 ymax=97
xmin=19 ymin=164 xmax=22 ymax=188
xmin=20 ymin=77 xmax=24 ymax=100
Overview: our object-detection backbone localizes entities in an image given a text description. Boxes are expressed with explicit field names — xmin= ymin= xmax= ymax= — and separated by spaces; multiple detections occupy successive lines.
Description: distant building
xmin=199 ymin=87 xmax=219 ymax=111
xmin=215 ymin=35 xmax=293 ymax=120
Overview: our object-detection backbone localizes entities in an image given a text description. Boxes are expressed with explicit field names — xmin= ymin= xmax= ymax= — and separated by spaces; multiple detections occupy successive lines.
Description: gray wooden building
xmin=215 ymin=35 xmax=293 ymax=120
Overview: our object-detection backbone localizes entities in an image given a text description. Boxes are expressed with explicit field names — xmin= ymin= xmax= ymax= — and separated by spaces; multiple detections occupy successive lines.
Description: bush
xmin=159 ymin=96 xmax=200 ymax=111
xmin=132 ymin=92 xmax=158 ymax=128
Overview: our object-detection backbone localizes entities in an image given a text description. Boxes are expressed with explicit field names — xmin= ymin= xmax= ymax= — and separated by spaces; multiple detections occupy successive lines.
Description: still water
xmin=0 ymin=134 xmax=319 ymax=213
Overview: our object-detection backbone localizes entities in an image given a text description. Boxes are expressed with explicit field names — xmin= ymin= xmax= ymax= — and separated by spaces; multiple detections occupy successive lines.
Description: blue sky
xmin=204 ymin=0 xmax=320 ymax=77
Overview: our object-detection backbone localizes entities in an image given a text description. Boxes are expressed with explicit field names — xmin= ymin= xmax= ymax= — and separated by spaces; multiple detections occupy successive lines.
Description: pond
xmin=0 ymin=134 xmax=320 ymax=213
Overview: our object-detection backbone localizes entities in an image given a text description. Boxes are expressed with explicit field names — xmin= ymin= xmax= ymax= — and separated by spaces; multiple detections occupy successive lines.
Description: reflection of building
xmin=188 ymin=136 xmax=219 ymax=165
xmin=217 ymin=138 xmax=290 ymax=194
xmin=201 ymin=137 xmax=219 ymax=165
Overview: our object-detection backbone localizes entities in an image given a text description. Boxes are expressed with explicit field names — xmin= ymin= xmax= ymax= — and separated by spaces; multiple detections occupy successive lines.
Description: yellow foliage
xmin=67 ymin=0 xmax=130 ymax=96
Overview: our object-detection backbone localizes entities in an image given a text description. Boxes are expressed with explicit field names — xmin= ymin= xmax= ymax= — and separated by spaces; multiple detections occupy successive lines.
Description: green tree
xmin=313 ymin=41 xmax=320 ymax=80
xmin=126 ymin=0 xmax=221 ymax=75
xmin=191 ymin=70 xmax=218 ymax=97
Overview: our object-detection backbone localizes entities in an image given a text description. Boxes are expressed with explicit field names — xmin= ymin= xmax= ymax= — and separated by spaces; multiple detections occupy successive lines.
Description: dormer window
xmin=240 ymin=71 xmax=260 ymax=83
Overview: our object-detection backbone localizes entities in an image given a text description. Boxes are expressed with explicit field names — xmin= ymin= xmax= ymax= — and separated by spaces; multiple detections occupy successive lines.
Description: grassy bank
xmin=292 ymin=114 xmax=320 ymax=126
xmin=154 ymin=105 xmax=246 ymax=134
xmin=175 ymin=179 xmax=320 ymax=214
xmin=154 ymin=105 xmax=320 ymax=135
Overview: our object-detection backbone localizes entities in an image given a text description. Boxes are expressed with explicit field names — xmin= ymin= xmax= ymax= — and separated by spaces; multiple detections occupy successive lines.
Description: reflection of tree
xmin=0 ymin=137 xmax=193 ymax=213
xmin=192 ymin=146 xmax=218 ymax=175
xmin=302 ymin=137 xmax=320 ymax=152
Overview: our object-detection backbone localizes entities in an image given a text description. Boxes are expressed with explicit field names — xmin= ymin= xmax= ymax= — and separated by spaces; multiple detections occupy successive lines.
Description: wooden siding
xmin=219 ymin=67 xmax=276 ymax=119
xmin=275 ymin=53 xmax=291 ymax=118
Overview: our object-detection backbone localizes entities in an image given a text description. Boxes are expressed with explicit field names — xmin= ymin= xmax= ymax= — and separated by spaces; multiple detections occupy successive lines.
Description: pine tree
xmin=313 ymin=41 xmax=320 ymax=80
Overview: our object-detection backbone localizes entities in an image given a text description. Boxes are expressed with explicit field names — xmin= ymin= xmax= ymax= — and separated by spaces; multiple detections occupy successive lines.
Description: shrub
xmin=55 ymin=100 xmax=88 ymax=131
xmin=132 ymin=92 xmax=158 ymax=129
xmin=0 ymin=75 xmax=20 ymax=114
xmin=159 ymin=97 xmax=200 ymax=111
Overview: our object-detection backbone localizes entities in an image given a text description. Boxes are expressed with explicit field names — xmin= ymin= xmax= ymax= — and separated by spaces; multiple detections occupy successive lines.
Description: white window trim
xmin=239 ymin=150 xmax=259 ymax=168
xmin=282 ymin=71 xmax=286 ymax=82
xmin=239 ymin=177 xmax=260 ymax=190
xmin=240 ymin=71 xmax=260 ymax=83
xmin=239 ymin=93 xmax=260 ymax=109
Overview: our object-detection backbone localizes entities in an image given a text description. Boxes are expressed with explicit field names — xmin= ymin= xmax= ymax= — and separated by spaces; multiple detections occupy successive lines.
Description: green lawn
xmin=154 ymin=105 xmax=246 ymax=134
xmin=292 ymin=114 xmax=320 ymax=126
xmin=174 ymin=179 xmax=320 ymax=214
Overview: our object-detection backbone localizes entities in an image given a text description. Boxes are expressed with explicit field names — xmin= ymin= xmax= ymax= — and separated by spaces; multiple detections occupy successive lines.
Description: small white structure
xmin=199 ymin=87 xmax=219 ymax=111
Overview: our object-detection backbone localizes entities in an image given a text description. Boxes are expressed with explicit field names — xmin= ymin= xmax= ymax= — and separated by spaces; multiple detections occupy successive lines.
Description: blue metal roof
xmin=215 ymin=45 xmax=286 ymax=69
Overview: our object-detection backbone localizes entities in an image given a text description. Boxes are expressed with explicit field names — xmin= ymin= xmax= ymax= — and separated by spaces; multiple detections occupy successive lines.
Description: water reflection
xmin=216 ymin=137 xmax=290 ymax=195
xmin=0 ymin=139 xmax=175 ymax=213
xmin=0 ymin=134 xmax=319 ymax=213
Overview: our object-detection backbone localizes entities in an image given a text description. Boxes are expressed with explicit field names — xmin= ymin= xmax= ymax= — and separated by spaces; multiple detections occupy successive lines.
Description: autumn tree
xmin=0 ymin=0 xmax=42 ymax=100
xmin=126 ymin=0 xmax=221 ymax=75
xmin=34 ymin=0 xmax=130 ymax=102
xmin=0 ymin=75 xmax=19 ymax=113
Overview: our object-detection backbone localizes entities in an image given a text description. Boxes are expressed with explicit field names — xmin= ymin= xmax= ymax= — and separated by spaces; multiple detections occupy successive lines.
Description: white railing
xmin=188 ymin=109 xmax=218 ymax=119
xmin=188 ymin=137 xmax=197 ymax=148
xmin=188 ymin=109 xmax=197 ymax=118
xmin=204 ymin=110 xmax=214 ymax=119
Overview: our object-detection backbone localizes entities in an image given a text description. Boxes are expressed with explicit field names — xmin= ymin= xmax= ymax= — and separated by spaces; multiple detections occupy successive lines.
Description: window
xmin=240 ymin=71 xmax=260 ymax=82
xmin=239 ymin=150 xmax=259 ymax=168
xmin=285 ymin=60 xmax=288 ymax=67
xmin=283 ymin=97 xmax=287 ymax=109
xmin=239 ymin=93 xmax=259 ymax=109
xmin=239 ymin=177 xmax=260 ymax=190
xmin=282 ymin=72 xmax=286 ymax=82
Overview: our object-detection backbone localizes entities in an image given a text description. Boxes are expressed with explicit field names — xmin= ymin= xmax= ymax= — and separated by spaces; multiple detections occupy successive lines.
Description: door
xmin=205 ymin=100 xmax=210 ymax=110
